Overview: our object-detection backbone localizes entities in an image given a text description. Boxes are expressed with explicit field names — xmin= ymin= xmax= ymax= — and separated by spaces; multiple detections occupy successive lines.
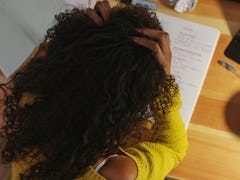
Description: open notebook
xmin=0 ymin=11 xmax=36 ymax=77
xmin=0 ymin=10 xmax=220 ymax=128
xmin=157 ymin=12 xmax=220 ymax=128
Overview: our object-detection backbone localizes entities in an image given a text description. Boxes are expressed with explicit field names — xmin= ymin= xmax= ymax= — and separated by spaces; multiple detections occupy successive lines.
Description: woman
xmin=1 ymin=1 xmax=188 ymax=179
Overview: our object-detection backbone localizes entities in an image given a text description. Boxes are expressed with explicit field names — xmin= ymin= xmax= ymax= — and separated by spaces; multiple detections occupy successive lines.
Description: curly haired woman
xmin=0 ymin=1 xmax=188 ymax=179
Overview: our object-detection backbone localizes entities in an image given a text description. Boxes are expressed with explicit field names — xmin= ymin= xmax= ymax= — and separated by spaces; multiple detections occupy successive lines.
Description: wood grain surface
xmin=152 ymin=0 xmax=240 ymax=179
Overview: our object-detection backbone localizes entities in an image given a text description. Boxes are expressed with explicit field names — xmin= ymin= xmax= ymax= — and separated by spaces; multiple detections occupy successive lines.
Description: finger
xmin=132 ymin=36 xmax=166 ymax=66
xmin=103 ymin=0 xmax=111 ymax=10
xmin=94 ymin=1 xmax=110 ymax=21
xmin=86 ymin=8 xmax=103 ymax=25
xmin=158 ymin=32 xmax=171 ymax=56
xmin=137 ymin=28 xmax=162 ymax=38
xmin=137 ymin=29 xmax=171 ymax=55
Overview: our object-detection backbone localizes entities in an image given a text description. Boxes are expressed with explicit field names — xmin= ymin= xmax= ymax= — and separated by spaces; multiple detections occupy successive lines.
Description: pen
xmin=218 ymin=60 xmax=240 ymax=78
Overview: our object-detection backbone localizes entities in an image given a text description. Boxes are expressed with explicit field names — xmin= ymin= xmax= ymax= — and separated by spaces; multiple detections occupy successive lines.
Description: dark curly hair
xmin=0 ymin=4 xmax=177 ymax=180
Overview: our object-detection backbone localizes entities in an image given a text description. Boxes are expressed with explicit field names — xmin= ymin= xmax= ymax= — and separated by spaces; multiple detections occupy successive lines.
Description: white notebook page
xmin=157 ymin=12 xmax=220 ymax=128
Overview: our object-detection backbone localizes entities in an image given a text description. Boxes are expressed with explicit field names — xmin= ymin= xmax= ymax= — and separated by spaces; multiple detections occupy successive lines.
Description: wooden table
xmin=151 ymin=0 xmax=240 ymax=179
xmin=0 ymin=0 xmax=240 ymax=179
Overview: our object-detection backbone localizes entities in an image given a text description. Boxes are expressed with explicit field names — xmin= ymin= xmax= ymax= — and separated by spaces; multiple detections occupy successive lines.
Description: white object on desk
xmin=169 ymin=0 xmax=198 ymax=12
xmin=157 ymin=12 xmax=220 ymax=128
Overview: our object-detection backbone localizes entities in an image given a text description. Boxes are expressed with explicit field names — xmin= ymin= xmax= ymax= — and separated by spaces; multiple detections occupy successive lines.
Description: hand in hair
xmin=87 ymin=0 xmax=172 ymax=75
xmin=132 ymin=29 xmax=172 ymax=75
xmin=86 ymin=0 xmax=111 ymax=25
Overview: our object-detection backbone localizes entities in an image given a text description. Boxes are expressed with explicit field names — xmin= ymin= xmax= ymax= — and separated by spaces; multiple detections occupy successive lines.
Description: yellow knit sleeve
xmin=120 ymin=89 xmax=188 ymax=180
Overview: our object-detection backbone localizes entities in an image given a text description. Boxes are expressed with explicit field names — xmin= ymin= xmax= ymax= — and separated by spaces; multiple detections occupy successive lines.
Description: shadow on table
xmin=219 ymin=0 xmax=240 ymax=36
xmin=225 ymin=92 xmax=240 ymax=136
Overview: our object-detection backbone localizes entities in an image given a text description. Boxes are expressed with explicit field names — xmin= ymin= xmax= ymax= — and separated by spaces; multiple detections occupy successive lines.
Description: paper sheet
xmin=157 ymin=12 xmax=220 ymax=128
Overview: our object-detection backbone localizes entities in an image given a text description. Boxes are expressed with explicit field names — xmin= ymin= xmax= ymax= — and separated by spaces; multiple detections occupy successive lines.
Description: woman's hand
xmin=132 ymin=29 xmax=172 ymax=75
xmin=86 ymin=0 xmax=111 ymax=25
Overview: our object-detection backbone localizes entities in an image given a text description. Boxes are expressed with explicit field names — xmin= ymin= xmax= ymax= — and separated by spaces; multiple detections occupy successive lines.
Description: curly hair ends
xmin=0 ymin=4 xmax=178 ymax=180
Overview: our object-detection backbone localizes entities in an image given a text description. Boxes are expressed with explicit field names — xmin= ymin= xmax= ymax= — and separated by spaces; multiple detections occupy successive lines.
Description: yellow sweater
xmin=10 ymin=90 xmax=188 ymax=180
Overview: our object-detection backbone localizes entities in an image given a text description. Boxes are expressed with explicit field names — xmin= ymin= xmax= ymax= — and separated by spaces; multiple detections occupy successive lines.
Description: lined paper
xmin=157 ymin=12 xmax=220 ymax=128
